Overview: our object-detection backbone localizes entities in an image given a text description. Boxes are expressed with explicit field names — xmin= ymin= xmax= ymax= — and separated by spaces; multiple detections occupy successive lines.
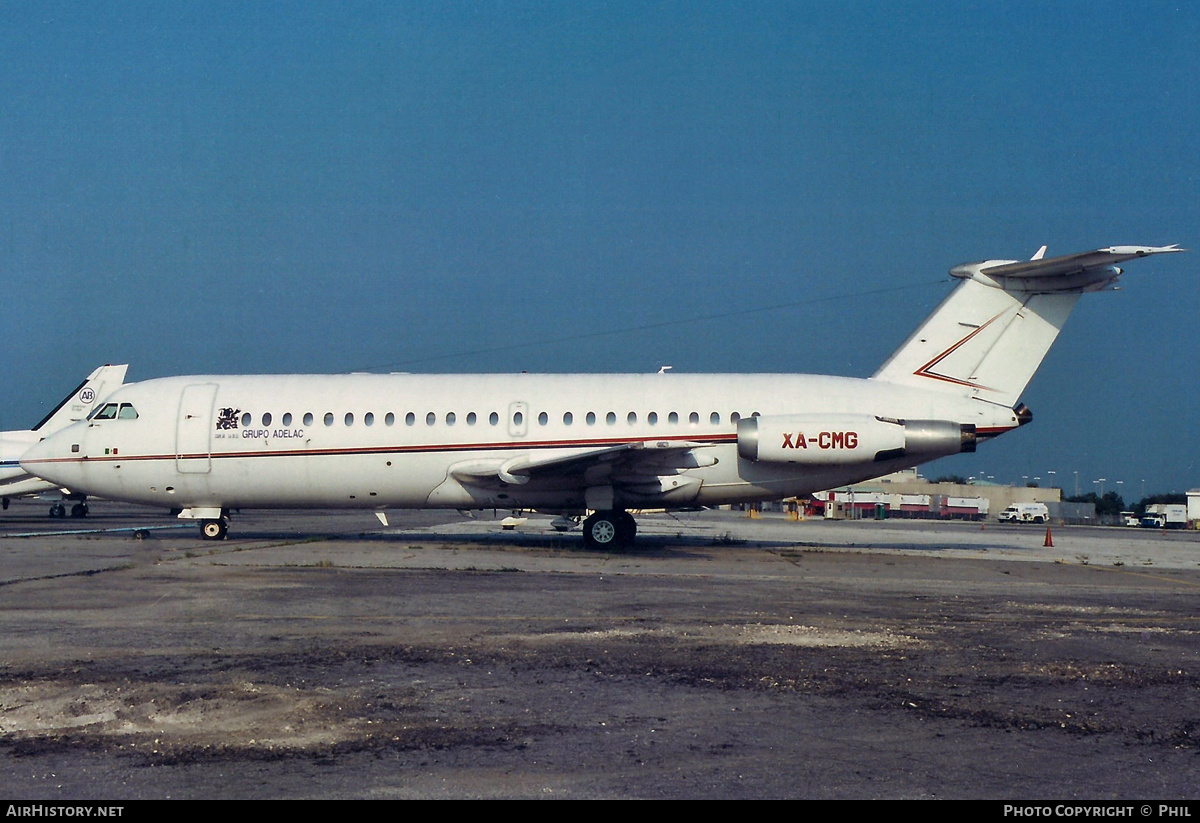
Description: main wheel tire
xmin=582 ymin=510 xmax=635 ymax=550
xmin=200 ymin=519 xmax=228 ymax=540
xmin=70 ymin=503 xmax=88 ymax=518
xmin=49 ymin=504 xmax=66 ymax=518
xmin=618 ymin=510 xmax=637 ymax=539
xmin=583 ymin=512 xmax=619 ymax=549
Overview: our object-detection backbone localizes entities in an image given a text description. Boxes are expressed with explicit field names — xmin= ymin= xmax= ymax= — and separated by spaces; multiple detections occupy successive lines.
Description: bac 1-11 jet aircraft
xmin=21 ymin=245 xmax=1182 ymax=546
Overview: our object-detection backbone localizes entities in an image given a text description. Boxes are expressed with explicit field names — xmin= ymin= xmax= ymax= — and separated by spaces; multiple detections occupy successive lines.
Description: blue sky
xmin=2 ymin=1 xmax=1196 ymax=497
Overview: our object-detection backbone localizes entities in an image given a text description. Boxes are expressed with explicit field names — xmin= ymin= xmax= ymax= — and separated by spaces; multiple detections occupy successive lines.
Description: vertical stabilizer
xmin=30 ymin=364 xmax=129 ymax=433
xmin=872 ymin=245 xmax=1182 ymax=407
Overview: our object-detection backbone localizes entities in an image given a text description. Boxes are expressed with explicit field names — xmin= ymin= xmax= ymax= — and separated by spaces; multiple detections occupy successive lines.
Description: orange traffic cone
xmin=1044 ymin=525 xmax=1054 ymax=547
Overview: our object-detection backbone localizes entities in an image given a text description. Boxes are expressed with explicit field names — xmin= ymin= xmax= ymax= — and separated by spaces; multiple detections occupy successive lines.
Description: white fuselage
xmin=22 ymin=372 xmax=1019 ymax=514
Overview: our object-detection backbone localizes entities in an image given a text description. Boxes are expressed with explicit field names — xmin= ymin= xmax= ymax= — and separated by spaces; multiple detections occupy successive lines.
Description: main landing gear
xmin=581 ymin=509 xmax=637 ymax=550
xmin=49 ymin=502 xmax=89 ymax=518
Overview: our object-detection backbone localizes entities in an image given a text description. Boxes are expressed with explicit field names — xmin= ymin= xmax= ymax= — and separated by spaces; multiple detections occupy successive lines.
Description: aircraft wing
xmin=0 ymin=476 xmax=60 ymax=497
xmin=449 ymin=439 xmax=717 ymax=486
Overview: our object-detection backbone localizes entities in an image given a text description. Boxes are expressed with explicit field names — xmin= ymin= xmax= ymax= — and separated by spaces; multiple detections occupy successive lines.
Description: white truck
xmin=998 ymin=502 xmax=1049 ymax=523
xmin=1140 ymin=504 xmax=1187 ymax=529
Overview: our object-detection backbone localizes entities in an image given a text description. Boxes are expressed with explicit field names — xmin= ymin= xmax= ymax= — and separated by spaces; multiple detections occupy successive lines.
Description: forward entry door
xmin=176 ymin=383 xmax=218 ymax=473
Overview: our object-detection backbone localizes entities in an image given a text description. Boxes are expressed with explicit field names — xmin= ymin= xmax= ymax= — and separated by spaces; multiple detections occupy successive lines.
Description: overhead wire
xmin=357 ymin=277 xmax=950 ymax=372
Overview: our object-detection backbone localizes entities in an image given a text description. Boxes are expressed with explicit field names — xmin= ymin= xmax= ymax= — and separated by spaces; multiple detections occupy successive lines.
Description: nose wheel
xmin=582 ymin=509 xmax=636 ymax=550
xmin=200 ymin=518 xmax=228 ymax=540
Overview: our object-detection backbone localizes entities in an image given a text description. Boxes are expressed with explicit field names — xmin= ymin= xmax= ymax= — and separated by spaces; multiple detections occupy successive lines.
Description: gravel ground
xmin=1 ymin=503 xmax=1198 ymax=798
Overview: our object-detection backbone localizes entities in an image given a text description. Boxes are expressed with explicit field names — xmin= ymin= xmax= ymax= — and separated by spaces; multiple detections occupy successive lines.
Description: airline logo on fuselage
xmin=781 ymin=431 xmax=859 ymax=450
xmin=216 ymin=408 xmax=241 ymax=430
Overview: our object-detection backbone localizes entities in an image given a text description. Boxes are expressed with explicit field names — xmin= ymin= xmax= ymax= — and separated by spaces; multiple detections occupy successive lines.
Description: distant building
xmin=814 ymin=471 xmax=1081 ymax=523
xmin=1188 ymin=490 xmax=1200 ymax=528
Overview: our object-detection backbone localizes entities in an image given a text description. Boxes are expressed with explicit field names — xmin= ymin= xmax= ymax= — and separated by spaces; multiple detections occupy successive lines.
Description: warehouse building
xmin=813 ymin=470 xmax=1094 ymax=523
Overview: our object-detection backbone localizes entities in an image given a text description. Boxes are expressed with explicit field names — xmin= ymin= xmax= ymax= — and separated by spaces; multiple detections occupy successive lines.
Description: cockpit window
xmin=88 ymin=402 xmax=138 ymax=420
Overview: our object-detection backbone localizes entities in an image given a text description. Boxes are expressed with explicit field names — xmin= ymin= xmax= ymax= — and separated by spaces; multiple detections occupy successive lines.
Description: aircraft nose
xmin=19 ymin=432 xmax=82 ymax=488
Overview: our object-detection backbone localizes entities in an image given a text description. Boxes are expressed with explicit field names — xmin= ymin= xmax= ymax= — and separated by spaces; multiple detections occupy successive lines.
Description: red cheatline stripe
xmin=25 ymin=432 xmax=741 ymax=465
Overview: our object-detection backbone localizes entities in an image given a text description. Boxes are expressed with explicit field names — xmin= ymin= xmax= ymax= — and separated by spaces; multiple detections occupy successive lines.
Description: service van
xmin=998 ymin=502 xmax=1049 ymax=523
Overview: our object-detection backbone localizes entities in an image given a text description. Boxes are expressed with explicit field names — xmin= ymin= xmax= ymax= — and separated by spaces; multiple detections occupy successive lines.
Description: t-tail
xmin=29 ymin=364 xmax=129 ymax=434
xmin=871 ymin=245 xmax=1183 ymax=410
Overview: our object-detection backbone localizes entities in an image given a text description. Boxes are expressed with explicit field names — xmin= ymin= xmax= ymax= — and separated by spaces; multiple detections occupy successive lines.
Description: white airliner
xmin=21 ymin=246 xmax=1181 ymax=545
xmin=2 ymin=364 xmax=128 ymax=516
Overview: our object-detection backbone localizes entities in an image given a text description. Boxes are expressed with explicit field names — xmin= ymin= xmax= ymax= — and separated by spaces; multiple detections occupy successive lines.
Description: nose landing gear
xmin=48 ymin=501 xmax=89 ymax=518
xmin=200 ymin=518 xmax=229 ymax=540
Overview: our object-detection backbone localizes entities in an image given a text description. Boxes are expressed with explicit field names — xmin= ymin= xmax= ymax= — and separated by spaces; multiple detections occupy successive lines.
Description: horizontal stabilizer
xmin=950 ymin=245 xmax=1183 ymax=292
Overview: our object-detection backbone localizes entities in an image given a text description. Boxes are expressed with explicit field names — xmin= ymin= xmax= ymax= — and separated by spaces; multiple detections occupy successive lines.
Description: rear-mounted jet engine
xmin=737 ymin=414 xmax=975 ymax=464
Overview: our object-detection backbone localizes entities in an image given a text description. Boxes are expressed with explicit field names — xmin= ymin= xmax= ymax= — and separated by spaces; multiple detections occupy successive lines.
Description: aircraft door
xmin=507 ymin=401 xmax=528 ymax=438
xmin=176 ymin=383 xmax=218 ymax=473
